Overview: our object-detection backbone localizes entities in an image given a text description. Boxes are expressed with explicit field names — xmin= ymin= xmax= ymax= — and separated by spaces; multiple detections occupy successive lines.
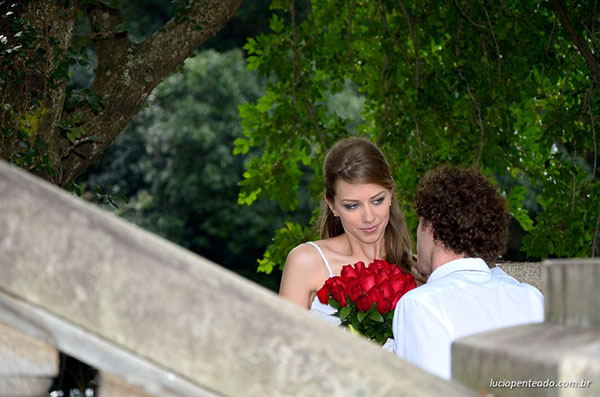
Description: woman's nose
xmin=362 ymin=205 xmax=375 ymax=223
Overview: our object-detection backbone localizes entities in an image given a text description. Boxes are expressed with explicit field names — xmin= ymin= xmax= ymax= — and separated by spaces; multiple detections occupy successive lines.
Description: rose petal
xmin=341 ymin=264 xmax=359 ymax=279
xmin=359 ymin=273 xmax=376 ymax=292
xmin=377 ymin=295 xmax=393 ymax=314
xmin=317 ymin=286 xmax=329 ymax=304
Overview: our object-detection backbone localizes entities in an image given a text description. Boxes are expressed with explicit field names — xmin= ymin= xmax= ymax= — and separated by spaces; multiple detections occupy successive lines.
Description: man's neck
xmin=430 ymin=249 xmax=466 ymax=273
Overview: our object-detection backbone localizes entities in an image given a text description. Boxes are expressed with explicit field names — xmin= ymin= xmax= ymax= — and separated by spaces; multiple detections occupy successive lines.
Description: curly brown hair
xmin=415 ymin=166 xmax=510 ymax=266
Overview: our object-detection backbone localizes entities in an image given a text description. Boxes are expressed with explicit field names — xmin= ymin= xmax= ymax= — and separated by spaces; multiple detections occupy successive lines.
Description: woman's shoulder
xmin=287 ymin=241 xmax=324 ymax=264
xmin=283 ymin=242 xmax=332 ymax=287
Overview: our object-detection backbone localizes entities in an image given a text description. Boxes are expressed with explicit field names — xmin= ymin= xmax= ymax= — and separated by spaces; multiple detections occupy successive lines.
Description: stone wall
xmin=0 ymin=159 xmax=473 ymax=395
xmin=452 ymin=259 xmax=600 ymax=396
xmin=1 ymin=159 xmax=585 ymax=396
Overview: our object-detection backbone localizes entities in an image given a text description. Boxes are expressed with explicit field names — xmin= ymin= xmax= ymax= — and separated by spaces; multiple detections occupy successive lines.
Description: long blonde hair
xmin=318 ymin=137 xmax=415 ymax=272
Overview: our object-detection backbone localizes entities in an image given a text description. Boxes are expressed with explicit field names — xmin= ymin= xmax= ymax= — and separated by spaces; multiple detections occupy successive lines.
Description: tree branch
xmin=398 ymin=0 xmax=420 ymax=91
xmin=455 ymin=4 xmax=485 ymax=167
xmin=290 ymin=0 xmax=326 ymax=149
xmin=593 ymin=208 xmax=600 ymax=256
xmin=481 ymin=3 xmax=502 ymax=76
xmin=591 ymin=102 xmax=598 ymax=178
xmin=59 ymin=0 xmax=244 ymax=186
xmin=552 ymin=0 xmax=600 ymax=90
xmin=453 ymin=0 xmax=485 ymax=30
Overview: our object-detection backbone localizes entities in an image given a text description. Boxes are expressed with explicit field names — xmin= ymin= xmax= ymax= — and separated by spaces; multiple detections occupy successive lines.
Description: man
xmin=393 ymin=166 xmax=543 ymax=380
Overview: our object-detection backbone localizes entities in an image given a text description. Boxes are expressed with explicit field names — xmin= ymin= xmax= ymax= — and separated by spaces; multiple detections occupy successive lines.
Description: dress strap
xmin=307 ymin=241 xmax=334 ymax=277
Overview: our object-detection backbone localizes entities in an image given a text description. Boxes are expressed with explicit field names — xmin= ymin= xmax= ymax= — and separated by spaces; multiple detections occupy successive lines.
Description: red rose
xmin=355 ymin=287 xmax=379 ymax=311
xmin=392 ymin=291 xmax=403 ymax=308
xmin=390 ymin=276 xmax=407 ymax=295
xmin=346 ymin=279 xmax=362 ymax=302
xmin=371 ymin=259 xmax=389 ymax=272
xmin=377 ymin=294 xmax=393 ymax=314
xmin=353 ymin=261 xmax=367 ymax=273
xmin=328 ymin=278 xmax=348 ymax=307
xmin=341 ymin=264 xmax=359 ymax=279
xmin=378 ymin=279 xmax=394 ymax=300
xmin=359 ymin=271 xmax=376 ymax=293
xmin=316 ymin=284 xmax=329 ymax=304
xmin=315 ymin=258 xmax=417 ymax=345
xmin=375 ymin=268 xmax=390 ymax=286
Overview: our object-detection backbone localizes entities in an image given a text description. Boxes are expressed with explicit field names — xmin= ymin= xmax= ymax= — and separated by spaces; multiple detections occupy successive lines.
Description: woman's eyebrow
xmin=339 ymin=191 xmax=386 ymax=202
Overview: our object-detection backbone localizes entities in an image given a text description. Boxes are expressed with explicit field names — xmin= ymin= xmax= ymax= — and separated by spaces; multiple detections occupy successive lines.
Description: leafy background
xmin=83 ymin=0 xmax=599 ymax=289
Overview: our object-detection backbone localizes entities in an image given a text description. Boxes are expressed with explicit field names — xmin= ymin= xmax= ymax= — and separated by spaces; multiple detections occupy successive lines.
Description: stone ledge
xmin=0 ymin=321 xmax=58 ymax=376
xmin=544 ymin=259 xmax=600 ymax=327
xmin=98 ymin=371 xmax=155 ymax=397
xmin=0 ymin=320 xmax=57 ymax=397
xmin=451 ymin=323 xmax=600 ymax=396
xmin=497 ymin=262 xmax=543 ymax=294
xmin=0 ymin=156 xmax=474 ymax=395
xmin=0 ymin=377 xmax=55 ymax=397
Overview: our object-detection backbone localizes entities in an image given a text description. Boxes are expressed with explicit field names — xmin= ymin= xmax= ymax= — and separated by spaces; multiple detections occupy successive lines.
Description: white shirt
xmin=392 ymin=257 xmax=544 ymax=380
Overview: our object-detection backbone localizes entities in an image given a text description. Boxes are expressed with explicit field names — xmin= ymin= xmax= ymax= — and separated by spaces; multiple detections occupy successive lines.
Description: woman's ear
xmin=325 ymin=198 xmax=337 ymax=217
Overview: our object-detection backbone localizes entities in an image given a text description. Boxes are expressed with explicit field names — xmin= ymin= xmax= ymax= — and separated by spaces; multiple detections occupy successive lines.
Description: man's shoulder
xmin=399 ymin=281 xmax=448 ymax=304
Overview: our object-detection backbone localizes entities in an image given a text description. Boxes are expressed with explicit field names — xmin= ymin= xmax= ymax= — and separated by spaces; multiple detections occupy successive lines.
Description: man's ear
xmin=421 ymin=220 xmax=435 ymax=238
xmin=425 ymin=221 xmax=434 ymax=235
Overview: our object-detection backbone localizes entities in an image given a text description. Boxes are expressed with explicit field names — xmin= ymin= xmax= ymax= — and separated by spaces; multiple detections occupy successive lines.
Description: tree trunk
xmin=0 ymin=0 xmax=244 ymax=186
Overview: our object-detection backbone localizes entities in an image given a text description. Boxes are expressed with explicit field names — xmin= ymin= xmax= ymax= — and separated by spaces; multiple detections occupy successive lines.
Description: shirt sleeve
xmin=393 ymin=294 xmax=453 ymax=380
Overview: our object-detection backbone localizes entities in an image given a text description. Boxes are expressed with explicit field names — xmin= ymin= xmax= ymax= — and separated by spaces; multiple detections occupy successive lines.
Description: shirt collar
xmin=427 ymin=257 xmax=491 ymax=283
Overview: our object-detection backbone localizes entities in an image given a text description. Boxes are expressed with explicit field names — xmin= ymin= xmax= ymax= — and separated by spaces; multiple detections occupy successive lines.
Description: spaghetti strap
xmin=307 ymin=241 xmax=334 ymax=277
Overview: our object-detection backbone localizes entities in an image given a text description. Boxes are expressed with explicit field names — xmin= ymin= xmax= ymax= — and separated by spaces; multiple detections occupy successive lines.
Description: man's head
xmin=415 ymin=166 xmax=510 ymax=267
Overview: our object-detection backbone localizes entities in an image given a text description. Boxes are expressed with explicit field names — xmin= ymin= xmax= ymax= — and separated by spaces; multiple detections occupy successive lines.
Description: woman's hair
xmin=415 ymin=165 xmax=510 ymax=266
xmin=318 ymin=137 xmax=414 ymax=272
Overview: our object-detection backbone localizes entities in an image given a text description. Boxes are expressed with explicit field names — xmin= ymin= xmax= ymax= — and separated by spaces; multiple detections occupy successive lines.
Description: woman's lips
xmin=361 ymin=224 xmax=379 ymax=233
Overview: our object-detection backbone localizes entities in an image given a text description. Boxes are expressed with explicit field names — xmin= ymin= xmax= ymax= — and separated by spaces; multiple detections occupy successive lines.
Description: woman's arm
xmin=279 ymin=244 xmax=320 ymax=309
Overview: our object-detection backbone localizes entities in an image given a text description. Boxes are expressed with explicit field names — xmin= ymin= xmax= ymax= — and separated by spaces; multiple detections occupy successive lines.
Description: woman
xmin=279 ymin=137 xmax=416 ymax=325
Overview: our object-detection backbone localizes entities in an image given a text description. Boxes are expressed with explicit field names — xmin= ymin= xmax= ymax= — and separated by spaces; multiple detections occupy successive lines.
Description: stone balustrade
xmin=2 ymin=159 xmax=592 ymax=396
xmin=452 ymin=259 xmax=600 ymax=396
xmin=0 ymin=160 xmax=473 ymax=395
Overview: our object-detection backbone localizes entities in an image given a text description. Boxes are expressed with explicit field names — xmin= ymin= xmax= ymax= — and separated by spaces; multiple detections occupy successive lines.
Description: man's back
xmin=393 ymin=258 xmax=544 ymax=379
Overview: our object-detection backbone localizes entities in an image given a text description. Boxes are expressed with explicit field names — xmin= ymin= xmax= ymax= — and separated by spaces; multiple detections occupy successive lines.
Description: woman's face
xmin=328 ymin=180 xmax=391 ymax=245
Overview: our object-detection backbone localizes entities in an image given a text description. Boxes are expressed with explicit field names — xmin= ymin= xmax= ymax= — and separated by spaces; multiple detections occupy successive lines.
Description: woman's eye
xmin=344 ymin=203 xmax=358 ymax=210
xmin=373 ymin=198 xmax=385 ymax=205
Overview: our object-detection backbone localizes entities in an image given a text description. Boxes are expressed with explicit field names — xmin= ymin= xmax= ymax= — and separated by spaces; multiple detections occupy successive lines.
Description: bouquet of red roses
xmin=316 ymin=259 xmax=417 ymax=345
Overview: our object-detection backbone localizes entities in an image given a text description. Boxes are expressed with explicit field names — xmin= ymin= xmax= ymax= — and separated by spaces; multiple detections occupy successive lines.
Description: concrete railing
xmin=0 ymin=160 xmax=474 ymax=395
xmin=453 ymin=259 xmax=600 ymax=396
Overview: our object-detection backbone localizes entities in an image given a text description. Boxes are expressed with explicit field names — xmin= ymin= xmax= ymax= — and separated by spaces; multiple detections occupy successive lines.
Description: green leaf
xmin=114 ymin=22 xmax=130 ymax=33
xmin=45 ymin=165 xmax=56 ymax=177
xmin=328 ymin=298 xmax=341 ymax=310
xmin=368 ymin=310 xmax=384 ymax=323
xmin=100 ymin=0 xmax=121 ymax=9
xmin=269 ymin=15 xmax=285 ymax=33
xmin=357 ymin=311 xmax=368 ymax=323
xmin=85 ymin=93 xmax=103 ymax=111
xmin=233 ymin=137 xmax=249 ymax=155
xmin=256 ymin=257 xmax=274 ymax=274
xmin=339 ymin=306 xmax=351 ymax=320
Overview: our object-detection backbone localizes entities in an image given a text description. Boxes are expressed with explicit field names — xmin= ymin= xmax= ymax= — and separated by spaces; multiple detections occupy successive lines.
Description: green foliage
xmin=238 ymin=0 xmax=600 ymax=270
xmin=331 ymin=299 xmax=394 ymax=345
xmin=257 ymin=221 xmax=315 ymax=273
xmin=82 ymin=49 xmax=311 ymax=289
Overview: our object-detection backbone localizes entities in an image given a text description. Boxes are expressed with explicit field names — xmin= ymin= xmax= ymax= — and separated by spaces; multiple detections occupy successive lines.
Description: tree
xmin=0 ymin=0 xmax=243 ymax=186
xmin=83 ymin=49 xmax=307 ymax=290
xmin=237 ymin=0 xmax=600 ymax=272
